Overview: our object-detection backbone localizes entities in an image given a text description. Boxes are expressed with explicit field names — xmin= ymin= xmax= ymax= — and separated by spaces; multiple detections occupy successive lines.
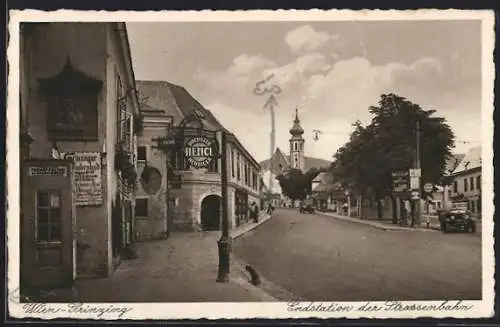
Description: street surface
xmin=233 ymin=208 xmax=482 ymax=301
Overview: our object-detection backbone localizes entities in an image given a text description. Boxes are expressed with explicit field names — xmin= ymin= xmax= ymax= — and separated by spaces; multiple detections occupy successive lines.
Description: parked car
xmin=300 ymin=199 xmax=315 ymax=214
xmin=438 ymin=209 xmax=476 ymax=233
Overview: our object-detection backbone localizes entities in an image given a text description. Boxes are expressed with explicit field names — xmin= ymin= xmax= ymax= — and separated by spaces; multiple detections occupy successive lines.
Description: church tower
xmin=289 ymin=109 xmax=305 ymax=171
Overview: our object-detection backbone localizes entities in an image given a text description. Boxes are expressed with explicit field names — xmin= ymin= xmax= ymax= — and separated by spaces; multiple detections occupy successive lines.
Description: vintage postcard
xmin=7 ymin=9 xmax=495 ymax=320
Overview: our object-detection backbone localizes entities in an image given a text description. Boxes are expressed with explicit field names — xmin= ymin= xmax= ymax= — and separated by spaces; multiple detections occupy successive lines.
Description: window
xmin=453 ymin=181 xmax=458 ymax=193
xmin=170 ymin=150 xmax=188 ymax=171
xmin=470 ymin=177 xmax=474 ymax=190
xmin=464 ymin=178 xmax=468 ymax=192
xmin=236 ymin=153 xmax=241 ymax=180
xmin=135 ymin=198 xmax=148 ymax=218
xmin=137 ymin=146 xmax=147 ymax=161
xmin=470 ymin=201 xmax=475 ymax=213
xmin=294 ymin=142 xmax=298 ymax=151
xmin=208 ymin=156 xmax=218 ymax=173
xmin=477 ymin=176 xmax=481 ymax=190
xmin=477 ymin=199 xmax=481 ymax=213
xmin=231 ymin=150 xmax=235 ymax=178
xmin=245 ymin=163 xmax=249 ymax=185
xmin=194 ymin=108 xmax=206 ymax=118
xmin=36 ymin=191 xmax=62 ymax=242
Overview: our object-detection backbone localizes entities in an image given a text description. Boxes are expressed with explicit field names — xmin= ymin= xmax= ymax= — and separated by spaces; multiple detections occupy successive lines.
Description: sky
xmin=127 ymin=20 xmax=482 ymax=163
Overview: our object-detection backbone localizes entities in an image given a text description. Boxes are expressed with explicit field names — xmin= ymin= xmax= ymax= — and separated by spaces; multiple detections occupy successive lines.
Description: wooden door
xmin=21 ymin=160 xmax=75 ymax=288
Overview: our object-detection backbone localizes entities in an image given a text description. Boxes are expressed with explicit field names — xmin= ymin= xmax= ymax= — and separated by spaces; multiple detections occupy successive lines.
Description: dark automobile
xmin=438 ymin=209 xmax=476 ymax=233
xmin=300 ymin=199 xmax=315 ymax=214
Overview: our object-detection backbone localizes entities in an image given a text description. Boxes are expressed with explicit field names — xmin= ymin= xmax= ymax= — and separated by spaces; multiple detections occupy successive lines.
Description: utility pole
xmin=412 ymin=119 xmax=422 ymax=227
xmin=216 ymin=130 xmax=230 ymax=283
xmin=253 ymin=74 xmax=281 ymax=196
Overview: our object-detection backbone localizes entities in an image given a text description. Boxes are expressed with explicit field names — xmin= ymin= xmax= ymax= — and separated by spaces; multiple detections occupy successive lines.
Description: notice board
xmin=63 ymin=152 xmax=103 ymax=206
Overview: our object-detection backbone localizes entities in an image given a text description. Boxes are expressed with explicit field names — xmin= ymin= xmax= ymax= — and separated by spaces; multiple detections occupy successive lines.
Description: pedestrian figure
xmin=267 ymin=203 xmax=274 ymax=215
xmin=250 ymin=202 xmax=259 ymax=223
xmin=343 ymin=202 xmax=349 ymax=215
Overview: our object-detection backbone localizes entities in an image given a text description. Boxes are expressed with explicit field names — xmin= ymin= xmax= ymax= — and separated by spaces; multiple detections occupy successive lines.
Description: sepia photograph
xmin=7 ymin=9 xmax=495 ymax=320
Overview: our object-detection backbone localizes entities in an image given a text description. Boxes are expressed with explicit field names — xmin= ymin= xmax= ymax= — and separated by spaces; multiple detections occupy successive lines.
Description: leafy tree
xmin=276 ymin=168 xmax=319 ymax=203
xmin=331 ymin=93 xmax=455 ymax=221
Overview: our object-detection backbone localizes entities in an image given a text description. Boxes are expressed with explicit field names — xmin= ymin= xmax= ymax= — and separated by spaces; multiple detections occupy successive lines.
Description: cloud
xmin=229 ymin=54 xmax=276 ymax=76
xmin=285 ymin=25 xmax=332 ymax=53
xmin=264 ymin=52 xmax=329 ymax=86
xmin=194 ymin=50 xmax=475 ymax=161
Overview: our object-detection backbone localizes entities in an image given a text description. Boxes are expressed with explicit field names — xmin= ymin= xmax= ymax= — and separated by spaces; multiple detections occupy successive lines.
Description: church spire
xmin=289 ymin=108 xmax=304 ymax=136
xmin=289 ymin=108 xmax=305 ymax=171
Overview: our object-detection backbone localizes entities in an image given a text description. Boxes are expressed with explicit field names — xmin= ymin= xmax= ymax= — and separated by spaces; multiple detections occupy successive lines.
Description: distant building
xmin=136 ymin=81 xmax=261 ymax=232
xmin=449 ymin=146 xmax=481 ymax=216
xmin=259 ymin=110 xmax=331 ymax=206
xmin=422 ymin=153 xmax=465 ymax=213
xmin=289 ymin=109 xmax=306 ymax=171
xmin=311 ymin=172 xmax=343 ymax=211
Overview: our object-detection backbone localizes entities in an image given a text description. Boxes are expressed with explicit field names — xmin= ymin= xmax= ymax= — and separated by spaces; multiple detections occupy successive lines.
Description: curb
xmin=230 ymin=214 xmax=272 ymax=240
xmin=231 ymin=256 xmax=303 ymax=302
xmin=318 ymin=212 xmax=439 ymax=233
xmin=231 ymin=277 xmax=278 ymax=302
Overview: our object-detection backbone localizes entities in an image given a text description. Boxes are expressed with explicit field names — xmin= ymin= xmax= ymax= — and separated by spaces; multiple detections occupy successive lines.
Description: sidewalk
xmin=26 ymin=214 xmax=276 ymax=303
xmin=318 ymin=211 xmax=439 ymax=232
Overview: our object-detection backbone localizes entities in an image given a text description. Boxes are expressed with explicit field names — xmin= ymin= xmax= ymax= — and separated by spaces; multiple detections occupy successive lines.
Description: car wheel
xmin=442 ymin=222 xmax=448 ymax=233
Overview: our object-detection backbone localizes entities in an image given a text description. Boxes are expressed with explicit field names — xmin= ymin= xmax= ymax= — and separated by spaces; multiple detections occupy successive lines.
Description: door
xmin=201 ymin=195 xmax=221 ymax=231
xmin=21 ymin=159 xmax=75 ymax=288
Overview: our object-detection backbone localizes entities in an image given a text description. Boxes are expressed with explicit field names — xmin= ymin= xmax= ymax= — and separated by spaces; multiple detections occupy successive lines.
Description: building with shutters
xmin=449 ymin=146 xmax=482 ymax=217
xmin=135 ymin=81 xmax=262 ymax=232
xmin=19 ymin=22 xmax=141 ymax=288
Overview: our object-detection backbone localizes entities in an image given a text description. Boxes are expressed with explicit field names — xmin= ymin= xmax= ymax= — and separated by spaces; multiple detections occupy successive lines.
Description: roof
xmin=452 ymin=146 xmax=481 ymax=175
xmin=312 ymin=172 xmax=334 ymax=184
xmin=444 ymin=153 xmax=465 ymax=175
xmin=259 ymin=149 xmax=331 ymax=174
xmin=136 ymin=80 xmax=258 ymax=168
xmin=312 ymin=183 xmax=338 ymax=193
xmin=259 ymin=148 xmax=290 ymax=174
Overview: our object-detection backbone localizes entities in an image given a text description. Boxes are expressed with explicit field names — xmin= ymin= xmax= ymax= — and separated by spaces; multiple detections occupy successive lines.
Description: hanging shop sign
xmin=183 ymin=136 xmax=219 ymax=169
xmin=392 ymin=171 xmax=410 ymax=198
xmin=62 ymin=151 xmax=103 ymax=206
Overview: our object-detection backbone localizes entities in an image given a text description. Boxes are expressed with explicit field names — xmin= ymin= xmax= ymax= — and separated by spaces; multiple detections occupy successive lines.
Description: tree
xmin=331 ymin=93 xmax=455 ymax=220
xmin=276 ymin=168 xmax=319 ymax=203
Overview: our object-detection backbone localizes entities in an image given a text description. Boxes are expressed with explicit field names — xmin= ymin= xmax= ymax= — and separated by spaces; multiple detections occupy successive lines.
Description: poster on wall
xmin=62 ymin=152 xmax=103 ymax=206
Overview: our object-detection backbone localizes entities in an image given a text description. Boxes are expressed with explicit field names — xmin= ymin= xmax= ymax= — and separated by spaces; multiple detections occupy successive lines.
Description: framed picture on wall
xmin=39 ymin=60 xmax=102 ymax=140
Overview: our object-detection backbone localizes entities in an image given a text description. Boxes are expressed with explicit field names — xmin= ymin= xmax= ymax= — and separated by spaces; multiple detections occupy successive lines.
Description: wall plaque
xmin=62 ymin=152 xmax=103 ymax=206
xmin=29 ymin=166 xmax=68 ymax=177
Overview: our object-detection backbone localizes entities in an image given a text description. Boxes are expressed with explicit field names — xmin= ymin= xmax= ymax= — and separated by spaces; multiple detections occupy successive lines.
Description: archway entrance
xmin=201 ymin=195 xmax=221 ymax=231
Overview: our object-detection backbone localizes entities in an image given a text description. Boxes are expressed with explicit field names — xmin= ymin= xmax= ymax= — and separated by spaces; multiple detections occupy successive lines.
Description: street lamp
xmin=216 ymin=130 xmax=230 ymax=283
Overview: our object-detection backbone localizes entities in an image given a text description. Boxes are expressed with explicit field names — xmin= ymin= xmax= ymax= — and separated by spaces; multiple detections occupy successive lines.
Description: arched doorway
xmin=200 ymin=195 xmax=221 ymax=231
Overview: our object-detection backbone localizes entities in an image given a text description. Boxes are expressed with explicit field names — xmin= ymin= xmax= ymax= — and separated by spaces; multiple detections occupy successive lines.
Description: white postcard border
xmin=6 ymin=9 xmax=496 ymax=320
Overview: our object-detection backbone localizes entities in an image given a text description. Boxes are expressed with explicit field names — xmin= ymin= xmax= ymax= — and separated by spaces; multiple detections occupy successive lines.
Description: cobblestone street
xmin=27 ymin=228 xmax=275 ymax=303
xmin=233 ymin=209 xmax=482 ymax=301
